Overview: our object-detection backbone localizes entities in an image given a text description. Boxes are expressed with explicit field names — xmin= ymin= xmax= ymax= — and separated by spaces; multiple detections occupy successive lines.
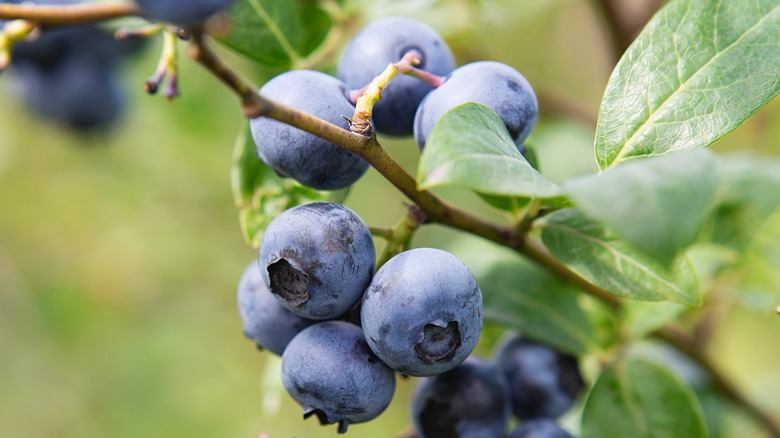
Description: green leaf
xmin=417 ymin=103 xmax=566 ymax=202
xmin=582 ymin=359 xmax=707 ymax=438
xmin=705 ymin=153 xmax=780 ymax=251
xmin=595 ymin=0 xmax=780 ymax=169
xmin=476 ymin=140 xmax=546 ymax=214
xmin=540 ymin=208 xmax=700 ymax=305
xmin=217 ymin=0 xmax=332 ymax=68
xmin=231 ymin=123 xmax=348 ymax=248
xmin=564 ymin=149 xmax=718 ymax=265
xmin=479 ymin=258 xmax=598 ymax=355
xmin=622 ymin=300 xmax=689 ymax=339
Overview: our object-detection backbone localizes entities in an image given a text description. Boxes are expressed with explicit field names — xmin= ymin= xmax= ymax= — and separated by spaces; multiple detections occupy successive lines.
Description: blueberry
xmin=250 ymin=70 xmax=369 ymax=190
xmin=236 ymin=260 xmax=315 ymax=356
xmin=134 ymin=0 xmax=235 ymax=25
xmin=337 ymin=17 xmax=456 ymax=136
xmin=258 ymin=202 xmax=375 ymax=320
xmin=9 ymin=2 xmax=143 ymax=132
xmin=411 ymin=357 xmax=511 ymax=438
xmin=508 ymin=419 xmax=573 ymax=438
xmin=14 ymin=51 xmax=124 ymax=131
xmin=361 ymin=248 xmax=482 ymax=376
xmin=281 ymin=321 xmax=395 ymax=434
xmin=414 ymin=61 xmax=538 ymax=150
xmin=494 ymin=334 xmax=583 ymax=420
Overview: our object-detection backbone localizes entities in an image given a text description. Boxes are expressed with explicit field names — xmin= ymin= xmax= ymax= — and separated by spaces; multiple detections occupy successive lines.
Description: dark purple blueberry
xmin=361 ymin=248 xmax=482 ymax=376
xmin=236 ymin=261 xmax=315 ymax=355
xmin=338 ymin=17 xmax=455 ymax=136
xmin=411 ymin=357 xmax=512 ymax=438
xmin=134 ymin=0 xmax=235 ymax=25
xmin=281 ymin=321 xmax=395 ymax=433
xmin=250 ymin=70 xmax=369 ymax=190
xmin=258 ymin=203 xmax=375 ymax=320
xmin=494 ymin=334 xmax=583 ymax=420
xmin=8 ymin=0 xmax=144 ymax=132
xmin=414 ymin=61 xmax=538 ymax=150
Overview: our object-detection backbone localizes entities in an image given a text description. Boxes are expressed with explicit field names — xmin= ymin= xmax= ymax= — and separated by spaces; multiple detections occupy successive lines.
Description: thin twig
xmin=0 ymin=1 xmax=140 ymax=25
xmin=656 ymin=326 xmax=780 ymax=438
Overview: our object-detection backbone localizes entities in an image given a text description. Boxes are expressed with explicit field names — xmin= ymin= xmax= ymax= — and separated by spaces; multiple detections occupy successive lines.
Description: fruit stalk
xmin=350 ymin=50 xmax=424 ymax=135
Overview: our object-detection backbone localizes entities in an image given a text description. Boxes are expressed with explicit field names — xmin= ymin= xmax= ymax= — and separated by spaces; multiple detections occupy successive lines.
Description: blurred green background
xmin=1 ymin=0 xmax=779 ymax=436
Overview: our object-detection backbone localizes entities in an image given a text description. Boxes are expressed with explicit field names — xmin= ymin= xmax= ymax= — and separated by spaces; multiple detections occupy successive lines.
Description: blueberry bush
xmin=1 ymin=0 xmax=779 ymax=437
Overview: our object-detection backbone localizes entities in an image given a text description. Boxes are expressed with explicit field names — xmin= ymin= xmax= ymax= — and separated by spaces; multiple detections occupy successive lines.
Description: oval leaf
xmin=479 ymin=258 xmax=598 ymax=355
xmin=231 ymin=123 xmax=348 ymax=248
xmin=706 ymin=153 xmax=780 ymax=250
xmin=582 ymin=359 xmax=707 ymax=438
xmin=564 ymin=149 xmax=719 ymax=265
xmin=417 ymin=103 xmax=566 ymax=201
xmin=540 ymin=208 xmax=701 ymax=305
xmin=217 ymin=0 xmax=331 ymax=68
xmin=596 ymin=0 xmax=780 ymax=169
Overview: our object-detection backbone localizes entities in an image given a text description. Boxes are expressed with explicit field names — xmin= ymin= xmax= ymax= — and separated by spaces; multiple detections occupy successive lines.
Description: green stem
xmin=350 ymin=50 xmax=423 ymax=135
xmin=376 ymin=204 xmax=426 ymax=269
xmin=516 ymin=199 xmax=541 ymax=235
xmin=369 ymin=227 xmax=393 ymax=240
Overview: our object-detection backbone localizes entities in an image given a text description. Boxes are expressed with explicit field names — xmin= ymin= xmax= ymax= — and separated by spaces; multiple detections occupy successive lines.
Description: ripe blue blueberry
xmin=134 ymin=0 xmax=235 ymax=25
xmin=411 ymin=357 xmax=512 ymax=438
xmin=494 ymin=334 xmax=583 ymax=420
xmin=414 ymin=61 xmax=538 ymax=150
xmin=361 ymin=248 xmax=482 ymax=376
xmin=337 ymin=17 xmax=455 ymax=136
xmin=258 ymin=202 xmax=375 ymax=320
xmin=508 ymin=419 xmax=573 ymax=438
xmin=281 ymin=321 xmax=395 ymax=434
xmin=250 ymin=70 xmax=369 ymax=190
xmin=236 ymin=261 xmax=315 ymax=356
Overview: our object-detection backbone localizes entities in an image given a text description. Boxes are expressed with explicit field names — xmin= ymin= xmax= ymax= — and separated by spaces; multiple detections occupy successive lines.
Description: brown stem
xmin=592 ymin=0 xmax=632 ymax=61
xmin=591 ymin=0 xmax=667 ymax=63
xmin=656 ymin=326 xmax=780 ymax=438
xmin=0 ymin=1 xmax=140 ymax=26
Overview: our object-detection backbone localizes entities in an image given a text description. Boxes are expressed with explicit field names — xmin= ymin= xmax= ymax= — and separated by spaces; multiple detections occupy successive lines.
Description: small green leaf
xmin=564 ymin=149 xmax=718 ymax=265
xmin=417 ymin=103 xmax=566 ymax=202
xmin=231 ymin=123 xmax=348 ymax=248
xmin=217 ymin=0 xmax=332 ymax=68
xmin=582 ymin=359 xmax=707 ymax=438
xmin=596 ymin=0 xmax=780 ymax=169
xmin=480 ymin=258 xmax=598 ymax=355
xmin=540 ymin=209 xmax=700 ymax=305
xmin=705 ymin=153 xmax=780 ymax=251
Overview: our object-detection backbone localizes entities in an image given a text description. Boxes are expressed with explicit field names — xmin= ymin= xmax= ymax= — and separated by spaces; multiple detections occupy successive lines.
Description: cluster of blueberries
xmin=1 ymin=0 xmax=234 ymax=132
xmin=411 ymin=334 xmax=582 ymax=438
xmin=236 ymin=16 xmax=560 ymax=436
xmin=249 ymin=16 xmax=538 ymax=190
xmin=237 ymin=201 xmax=484 ymax=433
xmin=236 ymin=203 xmax=581 ymax=436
